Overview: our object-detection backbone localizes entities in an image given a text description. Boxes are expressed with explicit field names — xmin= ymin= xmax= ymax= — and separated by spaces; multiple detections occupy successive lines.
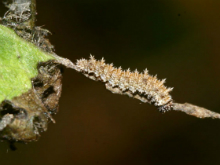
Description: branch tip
xmin=172 ymin=103 xmax=220 ymax=119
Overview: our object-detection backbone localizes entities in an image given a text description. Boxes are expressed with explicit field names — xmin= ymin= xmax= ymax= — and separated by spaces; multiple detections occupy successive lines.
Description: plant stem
xmin=172 ymin=103 xmax=220 ymax=119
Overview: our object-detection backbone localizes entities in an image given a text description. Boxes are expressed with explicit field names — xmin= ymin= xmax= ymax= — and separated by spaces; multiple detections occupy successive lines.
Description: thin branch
xmin=172 ymin=103 xmax=220 ymax=119
xmin=29 ymin=0 xmax=36 ymax=29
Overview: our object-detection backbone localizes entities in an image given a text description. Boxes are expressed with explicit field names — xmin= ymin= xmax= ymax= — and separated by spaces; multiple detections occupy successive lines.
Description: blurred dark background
xmin=1 ymin=0 xmax=220 ymax=164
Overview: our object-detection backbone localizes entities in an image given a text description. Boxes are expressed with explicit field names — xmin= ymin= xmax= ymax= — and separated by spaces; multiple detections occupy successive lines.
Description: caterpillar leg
xmin=158 ymin=101 xmax=173 ymax=113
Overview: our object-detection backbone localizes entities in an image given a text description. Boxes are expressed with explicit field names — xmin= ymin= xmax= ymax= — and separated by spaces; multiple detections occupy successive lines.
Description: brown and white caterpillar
xmin=74 ymin=55 xmax=173 ymax=112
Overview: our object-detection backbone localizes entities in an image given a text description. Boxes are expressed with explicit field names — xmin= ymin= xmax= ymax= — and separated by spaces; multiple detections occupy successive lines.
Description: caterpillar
xmin=74 ymin=55 xmax=174 ymax=112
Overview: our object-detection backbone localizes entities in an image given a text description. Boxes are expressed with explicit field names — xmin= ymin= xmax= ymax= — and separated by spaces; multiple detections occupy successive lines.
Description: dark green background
xmin=1 ymin=0 xmax=220 ymax=164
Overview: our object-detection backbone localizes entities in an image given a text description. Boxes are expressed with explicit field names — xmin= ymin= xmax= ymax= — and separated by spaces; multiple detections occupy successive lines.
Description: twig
xmin=29 ymin=0 xmax=36 ymax=29
xmin=172 ymin=103 xmax=220 ymax=119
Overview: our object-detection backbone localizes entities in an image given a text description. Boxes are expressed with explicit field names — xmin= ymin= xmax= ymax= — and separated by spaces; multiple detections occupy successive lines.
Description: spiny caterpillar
xmin=74 ymin=55 xmax=174 ymax=112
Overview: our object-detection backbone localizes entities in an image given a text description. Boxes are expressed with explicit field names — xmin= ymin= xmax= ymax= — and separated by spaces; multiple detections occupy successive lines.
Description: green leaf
xmin=0 ymin=24 xmax=55 ymax=103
